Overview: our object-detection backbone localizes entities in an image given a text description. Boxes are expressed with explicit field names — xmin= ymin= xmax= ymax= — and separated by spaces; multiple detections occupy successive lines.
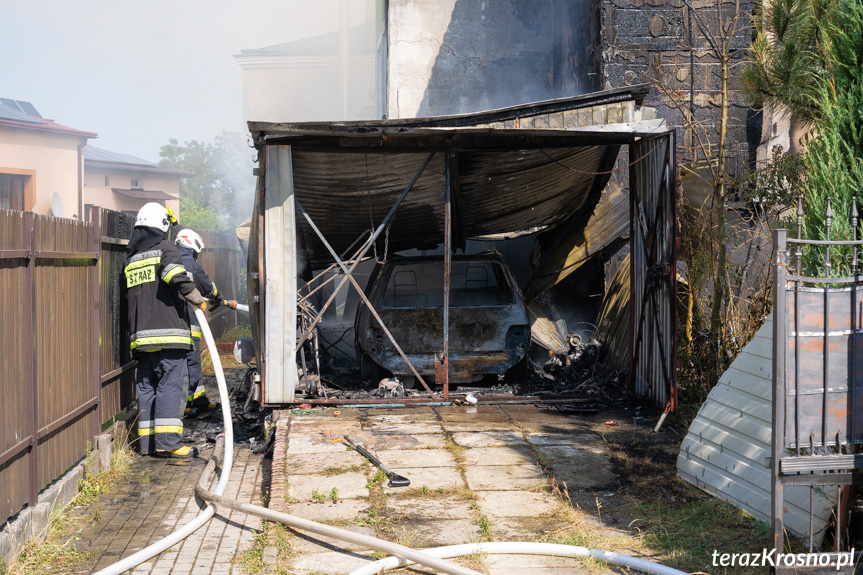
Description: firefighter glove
xmin=185 ymin=288 xmax=207 ymax=309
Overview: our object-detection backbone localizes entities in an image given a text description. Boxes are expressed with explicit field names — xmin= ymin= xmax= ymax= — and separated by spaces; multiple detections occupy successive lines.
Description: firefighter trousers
xmin=186 ymin=336 xmax=210 ymax=409
xmin=136 ymin=349 xmax=189 ymax=454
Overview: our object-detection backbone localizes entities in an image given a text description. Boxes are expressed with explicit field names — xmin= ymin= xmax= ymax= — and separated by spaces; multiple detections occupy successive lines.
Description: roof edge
xmin=249 ymin=84 xmax=652 ymax=134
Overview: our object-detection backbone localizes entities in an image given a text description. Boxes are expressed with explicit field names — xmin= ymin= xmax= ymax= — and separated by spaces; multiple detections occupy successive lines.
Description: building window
xmin=0 ymin=173 xmax=27 ymax=211
xmin=130 ymin=178 xmax=141 ymax=189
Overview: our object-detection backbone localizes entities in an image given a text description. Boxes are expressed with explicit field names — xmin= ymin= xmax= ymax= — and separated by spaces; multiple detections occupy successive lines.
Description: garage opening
xmin=244 ymin=85 xmax=676 ymax=410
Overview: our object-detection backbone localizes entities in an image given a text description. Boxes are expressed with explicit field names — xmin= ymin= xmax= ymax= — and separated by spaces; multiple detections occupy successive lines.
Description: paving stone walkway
xmin=68 ymin=442 xmax=263 ymax=575
xmin=273 ymin=404 xmax=653 ymax=575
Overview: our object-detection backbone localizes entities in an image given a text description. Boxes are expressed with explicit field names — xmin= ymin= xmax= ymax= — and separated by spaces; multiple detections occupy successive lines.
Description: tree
xmin=741 ymin=0 xmax=838 ymax=124
xmin=159 ymin=132 xmax=256 ymax=231
xmin=799 ymin=0 xmax=863 ymax=274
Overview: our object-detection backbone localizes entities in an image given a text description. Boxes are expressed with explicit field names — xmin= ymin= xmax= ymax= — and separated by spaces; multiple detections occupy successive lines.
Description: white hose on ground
xmin=347 ymin=542 xmax=690 ymax=575
xmin=91 ymin=308 xmax=234 ymax=575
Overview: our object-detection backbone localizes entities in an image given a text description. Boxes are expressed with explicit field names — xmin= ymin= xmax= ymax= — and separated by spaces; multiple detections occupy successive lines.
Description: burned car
xmin=355 ymin=252 xmax=530 ymax=384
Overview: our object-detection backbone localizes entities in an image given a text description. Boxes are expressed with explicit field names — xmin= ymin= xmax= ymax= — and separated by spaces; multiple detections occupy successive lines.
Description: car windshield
xmin=381 ymin=261 xmax=514 ymax=308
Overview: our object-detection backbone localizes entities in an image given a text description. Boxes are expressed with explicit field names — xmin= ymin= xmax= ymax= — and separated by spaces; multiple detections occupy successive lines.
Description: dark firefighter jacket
xmin=178 ymin=245 xmax=219 ymax=338
xmin=125 ymin=238 xmax=197 ymax=355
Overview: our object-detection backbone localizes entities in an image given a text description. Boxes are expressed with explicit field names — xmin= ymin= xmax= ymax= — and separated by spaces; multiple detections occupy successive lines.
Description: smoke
xmin=214 ymin=131 xmax=257 ymax=230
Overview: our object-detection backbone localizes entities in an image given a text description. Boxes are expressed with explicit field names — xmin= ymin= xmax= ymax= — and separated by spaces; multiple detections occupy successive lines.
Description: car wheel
xmin=360 ymin=353 xmax=381 ymax=383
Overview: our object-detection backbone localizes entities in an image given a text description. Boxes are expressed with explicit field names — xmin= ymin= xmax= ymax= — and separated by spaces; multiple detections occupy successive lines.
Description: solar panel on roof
xmin=0 ymin=98 xmax=18 ymax=109
xmin=17 ymin=101 xmax=41 ymax=118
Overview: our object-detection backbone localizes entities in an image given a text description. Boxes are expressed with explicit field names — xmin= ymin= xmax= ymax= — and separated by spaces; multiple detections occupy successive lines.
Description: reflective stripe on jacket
xmin=125 ymin=240 xmax=196 ymax=354
xmin=178 ymin=245 xmax=219 ymax=332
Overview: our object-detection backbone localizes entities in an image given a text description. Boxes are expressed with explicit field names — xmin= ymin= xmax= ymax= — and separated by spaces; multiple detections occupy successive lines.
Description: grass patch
xmin=606 ymin=440 xmax=779 ymax=574
xmin=630 ymin=495 xmax=771 ymax=574
xmin=2 ymin=440 xmax=135 ymax=575
xmin=321 ymin=464 xmax=363 ymax=477
xmin=218 ymin=322 xmax=252 ymax=344
xmin=236 ymin=521 xmax=296 ymax=575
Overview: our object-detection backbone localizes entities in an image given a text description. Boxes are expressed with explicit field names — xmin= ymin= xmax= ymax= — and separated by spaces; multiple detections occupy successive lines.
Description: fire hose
xmin=92 ymin=308 xmax=688 ymax=575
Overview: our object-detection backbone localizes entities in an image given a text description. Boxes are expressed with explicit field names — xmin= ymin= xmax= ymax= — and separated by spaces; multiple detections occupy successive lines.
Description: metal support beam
xmin=442 ymin=152 xmax=452 ymax=399
xmin=772 ymin=228 xmax=787 ymax=554
xmin=295 ymin=199 xmax=439 ymax=400
xmin=295 ymin=152 xmax=436 ymax=351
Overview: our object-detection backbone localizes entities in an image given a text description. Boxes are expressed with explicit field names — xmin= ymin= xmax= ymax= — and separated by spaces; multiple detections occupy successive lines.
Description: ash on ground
xmin=293 ymin=335 xmax=624 ymax=405
xmin=185 ymin=360 xmax=274 ymax=456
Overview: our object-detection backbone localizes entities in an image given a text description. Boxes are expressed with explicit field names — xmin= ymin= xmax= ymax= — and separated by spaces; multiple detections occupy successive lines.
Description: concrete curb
xmin=0 ymin=415 xmax=134 ymax=568
xmin=268 ymin=411 xmax=291 ymax=513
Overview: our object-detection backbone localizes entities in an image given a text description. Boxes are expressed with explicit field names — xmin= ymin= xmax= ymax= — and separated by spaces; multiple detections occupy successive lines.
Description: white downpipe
xmin=347 ymin=542 xmax=690 ymax=575
xmin=92 ymin=308 xmax=234 ymax=575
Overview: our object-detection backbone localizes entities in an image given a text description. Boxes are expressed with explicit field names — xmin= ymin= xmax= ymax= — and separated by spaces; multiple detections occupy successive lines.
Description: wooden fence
xmin=0 ymin=207 xmax=244 ymax=527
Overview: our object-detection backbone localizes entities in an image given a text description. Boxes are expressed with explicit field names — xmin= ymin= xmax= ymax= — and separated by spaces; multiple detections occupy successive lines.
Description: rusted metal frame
xmin=295 ymin=199 xmax=439 ymax=400
xmin=0 ymin=249 xmax=29 ymax=259
xmin=667 ymin=133 xmax=678 ymax=409
xmin=772 ymin=228 xmax=788 ymax=555
xmin=442 ymin=152 xmax=452 ymax=399
xmin=295 ymin=234 xmax=380 ymax=350
xmin=297 ymin=230 xmax=370 ymax=304
xmin=91 ymin=206 xmax=102 ymax=433
xmin=36 ymin=398 xmax=99 ymax=440
xmin=300 ymin=393 xmax=593 ymax=406
xmin=24 ymin=212 xmax=38 ymax=508
xmin=295 ymin=151 xmax=437 ymax=351
xmin=100 ymin=360 xmax=137 ymax=384
xmin=627 ymin=148 xmax=670 ymax=399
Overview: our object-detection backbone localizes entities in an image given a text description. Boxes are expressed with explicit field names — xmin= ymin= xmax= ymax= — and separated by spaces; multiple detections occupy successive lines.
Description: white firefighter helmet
xmin=134 ymin=202 xmax=171 ymax=232
xmin=175 ymin=229 xmax=205 ymax=253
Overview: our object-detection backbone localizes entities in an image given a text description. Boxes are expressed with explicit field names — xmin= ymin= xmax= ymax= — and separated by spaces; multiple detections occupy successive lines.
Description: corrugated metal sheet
xmin=291 ymin=145 xmax=616 ymax=269
xmin=525 ymin=184 xmax=629 ymax=302
xmin=629 ymin=134 xmax=676 ymax=407
xmin=678 ymin=314 xmax=836 ymax=539
xmin=593 ymin=254 xmax=630 ymax=374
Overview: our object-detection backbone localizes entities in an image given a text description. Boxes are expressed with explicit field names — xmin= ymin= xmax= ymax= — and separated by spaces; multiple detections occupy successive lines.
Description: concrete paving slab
xmin=525 ymin=433 xmax=603 ymax=447
xmin=289 ymin=524 xmax=379 ymax=554
xmin=288 ymin=548 xmax=376 ymax=574
xmin=485 ymin=553 xmax=595 ymax=574
xmin=369 ymin=421 xmax=445 ymax=435
xmin=463 ymin=446 xmax=537 ymax=466
xmin=437 ymin=407 xmax=516 ymax=432
xmin=476 ymin=490 xmax=559 ymax=517
xmin=287 ymin=434 xmax=356 ymax=454
xmin=287 ymin=471 xmax=370 ymax=501
xmin=540 ymin=446 xmax=615 ymax=490
xmin=500 ymin=405 xmax=596 ymax=431
xmin=386 ymin=497 xmax=475 ymax=521
xmin=287 ymin=450 xmax=369 ymax=475
xmin=479 ymin=515 xmax=571 ymax=543
xmin=464 ymin=464 xmax=547 ymax=491
xmin=451 ymin=431 xmax=528 ymax=447
xmin=375 ymin=448 xmax=456 ymax=468
xmin=382 ymin=465 xmax=465 ymax=492
xmin=389 ymin=518 xmax=480 ymax=548
xmin=287 ymin=499 xmax=370 ymax=521
xmin=371 ymin=432 xmax=448 ymax=450
xmin=362 ymin=408 xmax=439 ymax=424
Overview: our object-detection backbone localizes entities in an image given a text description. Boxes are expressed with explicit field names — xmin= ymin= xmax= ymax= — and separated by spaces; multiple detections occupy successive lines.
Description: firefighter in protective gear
xmin=174 ymin=229 xmax=220 ymax=414
xmin=124 ymin=203 xmax=206 ymax=459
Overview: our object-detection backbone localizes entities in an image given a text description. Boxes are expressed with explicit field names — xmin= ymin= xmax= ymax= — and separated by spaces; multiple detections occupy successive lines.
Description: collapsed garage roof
xmin=249 ymin=85 xmax=663 ymax=275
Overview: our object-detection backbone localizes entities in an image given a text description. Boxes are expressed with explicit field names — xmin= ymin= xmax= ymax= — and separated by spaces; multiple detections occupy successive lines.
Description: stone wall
xmin=602 ymin=0 xmax=758 ymax=180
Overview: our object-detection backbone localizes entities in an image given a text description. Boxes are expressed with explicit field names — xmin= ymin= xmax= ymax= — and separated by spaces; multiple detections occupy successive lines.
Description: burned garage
xmin=244 ymin=85 xmax=677 ymax=413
